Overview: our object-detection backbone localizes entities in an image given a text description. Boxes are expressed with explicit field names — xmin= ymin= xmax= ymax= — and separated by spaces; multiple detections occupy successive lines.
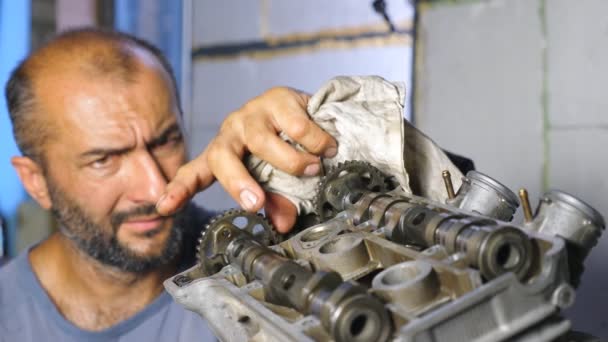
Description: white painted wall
xmin=188 ymin=0 xmax=415 ymax=211
xmin=416 ymin=0 xmax=608 ymax=337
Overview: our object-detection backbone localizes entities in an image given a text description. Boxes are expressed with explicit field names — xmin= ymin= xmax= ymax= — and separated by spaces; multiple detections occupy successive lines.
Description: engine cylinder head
xmin=372 ymin=260 xmax=440 ymax=309
xmin=225 ymin=228 xmax=392 ymax=342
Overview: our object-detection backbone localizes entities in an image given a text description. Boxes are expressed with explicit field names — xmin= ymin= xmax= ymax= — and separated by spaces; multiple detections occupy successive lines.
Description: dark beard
xmin=47 ymin=182 xmax=185 ymax=274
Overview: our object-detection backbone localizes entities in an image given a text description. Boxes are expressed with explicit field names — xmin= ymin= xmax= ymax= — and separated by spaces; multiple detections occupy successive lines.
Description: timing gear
xmin=314 ymin=161 xmax=394 ymax=220
xmin=197 ymin=209 xmax=280 ymax=275
xmin=168 ymin=160 xmax=605 ymax=342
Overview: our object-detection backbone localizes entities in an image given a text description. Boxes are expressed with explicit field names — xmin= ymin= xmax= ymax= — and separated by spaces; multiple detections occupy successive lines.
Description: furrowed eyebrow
xmin=79 ymin=146 xmax=132 ymax=159
xmin=78 ymin=123 xmax=182 ymax=160
xmin=146 ymin=123 xmax=182 ymax=149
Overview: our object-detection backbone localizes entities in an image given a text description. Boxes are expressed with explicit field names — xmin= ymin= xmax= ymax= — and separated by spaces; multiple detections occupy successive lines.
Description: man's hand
xmin=156 ymin=87 xmax=337 ymax=233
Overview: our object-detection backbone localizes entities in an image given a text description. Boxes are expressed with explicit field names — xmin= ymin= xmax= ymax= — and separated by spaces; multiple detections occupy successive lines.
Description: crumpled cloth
xmin=246 ymin=75 xmax=463 ymax=215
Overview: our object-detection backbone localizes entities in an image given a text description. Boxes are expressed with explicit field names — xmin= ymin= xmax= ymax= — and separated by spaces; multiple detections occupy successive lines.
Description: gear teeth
xmin=196 ymin=208 xmax=281 ymax=269
xmin=314 ymin=160 xmax=392 ymax=220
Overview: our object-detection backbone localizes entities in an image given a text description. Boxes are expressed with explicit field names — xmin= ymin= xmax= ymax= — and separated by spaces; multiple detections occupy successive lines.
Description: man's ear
xmin=11 ymin=156 xmax=52 ymax=209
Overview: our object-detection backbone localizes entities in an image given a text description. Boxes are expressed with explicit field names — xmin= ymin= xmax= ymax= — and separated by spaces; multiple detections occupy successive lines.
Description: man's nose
xmin=128 ymin=152 xmax=168 ymax=204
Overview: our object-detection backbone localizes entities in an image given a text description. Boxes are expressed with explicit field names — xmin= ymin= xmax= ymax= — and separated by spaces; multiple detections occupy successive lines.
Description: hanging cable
xmin=373 ymin=0 xmax=396 ymax=32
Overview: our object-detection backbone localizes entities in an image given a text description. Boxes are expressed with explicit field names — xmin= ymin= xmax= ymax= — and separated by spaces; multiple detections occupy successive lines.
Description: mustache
xmin=110 ymin=204 xmax=163 ymax=230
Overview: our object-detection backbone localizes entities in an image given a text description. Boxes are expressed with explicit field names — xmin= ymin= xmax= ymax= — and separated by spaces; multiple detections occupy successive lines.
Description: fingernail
xmin=156 ymin=193 xmax=167 ymax=212
xmin=304 ymin=163 xmax=321 ymax=176
xmin=324 ymin=146 xmax=338 ymax=158
xmin=240 ymin=189 xmax=258 ymax=210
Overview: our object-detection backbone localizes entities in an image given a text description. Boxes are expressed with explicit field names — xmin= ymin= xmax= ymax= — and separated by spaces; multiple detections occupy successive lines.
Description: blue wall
xmin=0 ymin=0 xmax=30 ymax=257
xmin=114 ymin=0 xmax=183 ymax=91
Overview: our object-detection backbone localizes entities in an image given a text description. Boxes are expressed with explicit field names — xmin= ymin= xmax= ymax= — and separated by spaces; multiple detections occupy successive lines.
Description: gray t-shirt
xmin=0 ymin=250 xmax=217 ymax=342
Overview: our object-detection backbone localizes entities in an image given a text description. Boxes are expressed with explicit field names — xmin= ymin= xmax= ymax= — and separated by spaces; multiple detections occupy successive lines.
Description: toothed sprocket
xmin=314 ymin=161 xmax=393 ymax=220
xmin=196 ymin=209 xmax=279 ymax=275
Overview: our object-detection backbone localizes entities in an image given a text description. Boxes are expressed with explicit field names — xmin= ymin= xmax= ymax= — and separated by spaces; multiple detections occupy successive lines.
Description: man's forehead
xmin=34 ymin=37 xmax=173 ymax=102
xmin=32 ymin=58 xmax=180 ymax=152
xmin=27 ymin=34 xmax=173 ymax=94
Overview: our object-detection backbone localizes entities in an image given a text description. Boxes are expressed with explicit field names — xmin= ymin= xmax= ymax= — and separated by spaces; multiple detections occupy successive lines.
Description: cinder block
xmin=267 ymin=0 xmax=413 ymax=36
xmin=414 ymin=0 xmax=544 ymax=198
xmin=190 ymin=45 xmax=412 ymax=127
xmin=193 ymin=0 xmax=262 ymax=46
xmin=547 ymin=0 xmax=608 ymax=127
xmin=549 ymin=129 xmax=608 ymax=336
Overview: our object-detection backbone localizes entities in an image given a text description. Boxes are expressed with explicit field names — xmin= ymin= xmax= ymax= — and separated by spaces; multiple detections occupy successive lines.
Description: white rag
xmin=246 ymin=76 xmax=463 ymax=215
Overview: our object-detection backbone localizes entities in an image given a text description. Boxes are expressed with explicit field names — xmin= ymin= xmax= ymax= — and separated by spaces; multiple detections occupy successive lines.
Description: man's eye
xmin=156 ymin=134 xmax=183 ymax=149
xmin=91 ymin=155 xmax=113 ymax=168
xmin=167 ymin=133 xmax=183 ymax=145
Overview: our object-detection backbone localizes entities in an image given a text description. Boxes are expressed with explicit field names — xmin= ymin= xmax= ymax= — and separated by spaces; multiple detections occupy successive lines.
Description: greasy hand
xmin=156 ymin=87 xmax=337 ymax=233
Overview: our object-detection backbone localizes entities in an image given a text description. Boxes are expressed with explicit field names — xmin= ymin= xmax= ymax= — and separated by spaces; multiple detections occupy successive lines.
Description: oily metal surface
xmin=314 ymin=161 xmax=393 ymax=220
xmin=197 ymin=209 xmax=279 ymax=276
xmin=166 ymin=160 xmax=605 ymax=342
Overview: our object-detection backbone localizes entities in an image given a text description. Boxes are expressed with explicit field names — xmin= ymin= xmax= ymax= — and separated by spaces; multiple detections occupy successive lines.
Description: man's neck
xmin=29 ymin=232 xmax=177 ymax=331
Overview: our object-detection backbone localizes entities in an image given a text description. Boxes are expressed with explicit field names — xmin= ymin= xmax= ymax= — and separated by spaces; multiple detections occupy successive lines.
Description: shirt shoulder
xmin=0 ymin=252 xmax=217 ymax=342
xmin=0 ymin=252 xmax=51 ymax=342
xmin=123 ymin=299 xmax=217 ymax=342
xmin=0 ymin=253 xmax=31 ymax=308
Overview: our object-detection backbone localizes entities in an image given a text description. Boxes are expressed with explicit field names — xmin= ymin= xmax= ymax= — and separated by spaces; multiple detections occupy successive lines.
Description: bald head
xmin=5 ymin=28 xmax=179 ymax=163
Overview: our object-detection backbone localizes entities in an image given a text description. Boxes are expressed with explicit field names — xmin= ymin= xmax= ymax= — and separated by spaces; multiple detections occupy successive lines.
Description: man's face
xmin=37 ymin=51 xmax=187 ymax=272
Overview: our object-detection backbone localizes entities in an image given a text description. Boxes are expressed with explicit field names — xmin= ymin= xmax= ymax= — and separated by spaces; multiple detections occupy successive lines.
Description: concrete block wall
xmin=546 ymin=0 xmax=608 ymax=335
xmin=188 ymin=0 xmax=414 ymax=211
xmin=415 ymin=0 xmax=608 ymax=337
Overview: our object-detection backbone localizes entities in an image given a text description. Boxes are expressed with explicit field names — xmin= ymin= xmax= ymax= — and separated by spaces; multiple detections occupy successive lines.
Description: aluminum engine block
xmin=165 ymin=163 xmax=605 ymax=342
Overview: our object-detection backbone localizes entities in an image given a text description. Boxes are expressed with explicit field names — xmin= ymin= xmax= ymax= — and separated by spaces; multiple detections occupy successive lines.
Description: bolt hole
xmin=381 ymin=263 xmax=420 ymax=286
xmin=411 ymin=212 xmax=426 ymax=225
xmin=281 ymin=274 xmax=296 ymax=290
xmin=350 ymin=314 xmax=368 ymax=337
xmin=319 ymin=236 xmax=359 ymax=254
xmin=495 ymin=243 xmax=520 ymax=269
xmin=237 ymin=315 xmax=251 ymax=324
xmin=300 ymin=225 xmax=332 ymax=242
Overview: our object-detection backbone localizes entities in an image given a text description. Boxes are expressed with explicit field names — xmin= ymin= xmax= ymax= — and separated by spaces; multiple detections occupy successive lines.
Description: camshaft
xmin=205 ymin=222 xmax=392 ymax=342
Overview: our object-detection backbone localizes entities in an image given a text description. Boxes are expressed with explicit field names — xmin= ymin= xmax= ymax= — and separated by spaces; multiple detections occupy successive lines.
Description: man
xmin=0 ymin=28 xmax=336 ymax=341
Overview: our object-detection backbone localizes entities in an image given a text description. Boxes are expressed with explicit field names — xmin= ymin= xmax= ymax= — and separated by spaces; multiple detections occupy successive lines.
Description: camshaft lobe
xmin=386 ymin=205 xmax=534 ymax=280
xmin=225 ymin=235 xmax=392 ymax=342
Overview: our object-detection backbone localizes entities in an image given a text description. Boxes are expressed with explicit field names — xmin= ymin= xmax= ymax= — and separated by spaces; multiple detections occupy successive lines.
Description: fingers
xmin=156 ymin=150 xmax=215 ymax=216
xmin=157 ymin=86 xmax=336 ymax=217
xmin=263 ymin=88 xmax=337 ymax=158
xmin=244 ymin=118 xmax=321 ymax=176
xmin=238 ymin=87 xmax=336 ymax=177
xmin=264 ymin=192 xmax=298 ymax=233
xmin=274 ymin=110 xmax=337 ymax=158
xmin=206 ymin=135 xmax=266 ymax=212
